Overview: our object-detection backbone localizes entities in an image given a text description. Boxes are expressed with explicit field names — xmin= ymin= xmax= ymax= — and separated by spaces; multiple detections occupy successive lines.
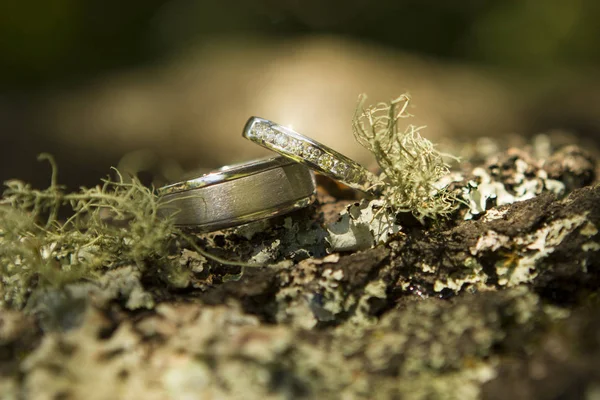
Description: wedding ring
xmin=242 ymin=117 xmax=378 ymax=191
xmin=157 ymin=157 xmax=316 ymax=230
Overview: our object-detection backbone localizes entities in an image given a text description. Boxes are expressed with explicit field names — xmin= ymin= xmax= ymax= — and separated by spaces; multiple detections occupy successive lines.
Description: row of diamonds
xmin=249 ymin=122 xmax=366 ymax=184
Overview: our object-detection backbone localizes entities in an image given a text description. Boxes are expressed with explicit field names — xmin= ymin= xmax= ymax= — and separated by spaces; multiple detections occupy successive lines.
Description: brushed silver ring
xmin=157 ymin=157 xmax=316 ymax=230
xmin=242 ymin=117 xmax=379 ymax=192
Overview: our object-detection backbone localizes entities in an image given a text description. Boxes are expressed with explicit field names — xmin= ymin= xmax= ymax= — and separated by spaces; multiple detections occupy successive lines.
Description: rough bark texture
xmin=1 ymin=141 xmax=599 ymax=400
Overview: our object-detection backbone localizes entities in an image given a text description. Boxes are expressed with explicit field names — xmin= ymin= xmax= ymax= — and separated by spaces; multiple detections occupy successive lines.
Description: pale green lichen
xmin=433 ymin=257 xmax=487 ymax=293
xmin=274 ymin=254 xmax=349 ymax=329
xmin=228 ymin=214 xmax=328 ymax=264
xmin=463 ymin=166 xmax=565 ymax=220
xmin=582 ymin=242 xmax=600 ymax=252
xmin=467 ymin=213 xmax=592 ymax=288
xmin=0 ymin=155 xmax=190 ymax=309
xmin=14 ymin=269 xmax=576 ymax=400
xmin=580 ymin=221 xmax=598 ymax=237
xmin=352 ymin=94 xmax=460 ymax=223
xmin=326 ymin=199 xmax=403 ymax=252
xmin=496 ymin=213 xmax=591 ymax=287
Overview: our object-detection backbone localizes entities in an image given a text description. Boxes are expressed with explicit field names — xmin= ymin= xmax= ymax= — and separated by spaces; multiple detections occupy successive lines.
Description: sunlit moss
xmin=0 ymin=154 xmax=188 ymax=309
xmin=352 ymin=94 xmax=460 ymax=223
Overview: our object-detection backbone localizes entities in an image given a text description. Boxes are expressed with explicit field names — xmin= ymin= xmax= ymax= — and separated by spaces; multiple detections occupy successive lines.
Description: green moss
xmin=352 ymin=94 xmax=461 ymax=223
xmin=0 ymin=155 xmax=187 ymax=309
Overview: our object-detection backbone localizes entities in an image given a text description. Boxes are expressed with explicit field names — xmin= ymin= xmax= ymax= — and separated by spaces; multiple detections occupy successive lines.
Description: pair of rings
xmin=158 ymin=117 xmax=377 ymax=231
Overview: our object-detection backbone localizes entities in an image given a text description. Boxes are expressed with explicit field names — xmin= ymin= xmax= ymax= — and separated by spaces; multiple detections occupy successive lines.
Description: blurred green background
xmin=1 ymin=0 xmax=599 ymax=188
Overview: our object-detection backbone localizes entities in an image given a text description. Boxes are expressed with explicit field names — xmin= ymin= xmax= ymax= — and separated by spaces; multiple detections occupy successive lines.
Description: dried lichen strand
xmin=0 ymin=156 xmax=189 ymax=309
xmin=352 ymin=94 xmax=461 ymax=223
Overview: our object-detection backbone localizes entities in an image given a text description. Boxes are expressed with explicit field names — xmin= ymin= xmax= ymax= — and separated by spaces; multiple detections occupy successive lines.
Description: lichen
xmin=352 ymin=94 xmax=461 ymax=223
xmin=433 ymin=256 xmax=487 ymax=293
xmin=7 ymin=180 xmax=600 ymax=399
xmin=275 ymin=255 xmax=344 ymax=329
xmin=220 ymin=213 xmax=329 ymax=266
xmin=496 ymin=213 xmax=591 ymax=287
xmin=460 ymin=146 xmax=579 ymax=220
xmin=19 ymin=285 xmax=565 ymax=400
xmin=2 ymin=116 xmax=599 ymax=399
xmin=0 ymin=155 xmax=193 ymax=309
xmin=463 ymin=165 xmax=565 ymax=220
xmin=326 ymin=199 xmax=402 ymax=252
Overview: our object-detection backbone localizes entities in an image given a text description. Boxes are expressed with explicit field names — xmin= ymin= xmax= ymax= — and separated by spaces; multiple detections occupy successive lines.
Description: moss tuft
xmin=0 ymin=154 xmax=185 ymax=309
xmin=353 ymin=94 xmax=461 ymax=223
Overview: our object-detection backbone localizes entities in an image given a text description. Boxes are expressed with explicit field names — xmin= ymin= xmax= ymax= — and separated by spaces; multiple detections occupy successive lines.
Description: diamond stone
xmin=319 ymin=155 xmax=334 ymax=170
xmin=304 ymin=146 xmax=322 ymax=163
xmin=274 ymin=133 xmax=289 ymax=148
xmin=332 ymin=162 xmax=348 ymax=177
xmin=345 ymin=168 xmax=359 ymax=182
xmin=264 ymin=130 xmax=276 ymax=143
xmin=330 ymin=160 xmax=340 ymax=174
xmin=287 ymin=138 xmax=303 ymax=155
xmin=352 ymin=169 xmax=365 ymax=183
xmin=298 ymin=143 xmax=312 ymax=158
xmin=253 ymin=123 xmax=273 ymax=141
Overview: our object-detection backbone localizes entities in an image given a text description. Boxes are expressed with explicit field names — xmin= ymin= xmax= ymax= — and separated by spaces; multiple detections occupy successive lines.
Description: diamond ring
xmin=242 ymin=117 xmax=378 ymax=192
xmin=157 ymin=157 xmax=316 ymax=230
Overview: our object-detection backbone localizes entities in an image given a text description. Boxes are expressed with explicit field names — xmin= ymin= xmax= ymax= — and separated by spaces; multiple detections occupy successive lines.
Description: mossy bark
xmin=1 ymin=145 xmax=599 ymax=399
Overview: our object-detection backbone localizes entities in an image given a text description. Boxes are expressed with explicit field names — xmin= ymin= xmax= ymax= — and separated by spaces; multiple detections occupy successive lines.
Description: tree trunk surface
xmin=1 ymin=139 xmax=600 ymax=400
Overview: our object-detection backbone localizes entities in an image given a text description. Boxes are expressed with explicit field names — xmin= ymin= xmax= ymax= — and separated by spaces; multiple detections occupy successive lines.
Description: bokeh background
xmin=1 ymin=0 xmax=599 ymax=189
